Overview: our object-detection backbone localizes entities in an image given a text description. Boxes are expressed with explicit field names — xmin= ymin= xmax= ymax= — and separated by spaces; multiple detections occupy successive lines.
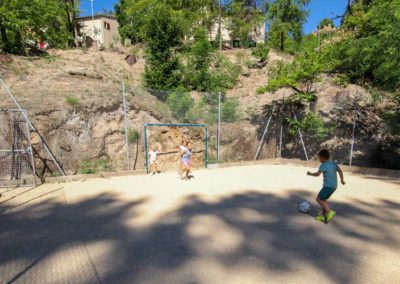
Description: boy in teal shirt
xmin=307 ymin=149 xmax=345 ymax=223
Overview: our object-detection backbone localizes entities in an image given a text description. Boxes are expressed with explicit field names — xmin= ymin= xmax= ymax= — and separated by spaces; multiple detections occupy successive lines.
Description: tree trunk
xmin=71 ymin=0 xmax=79 ymax=47
xmin=64 ymin=0 xmax=79 ymax=47
xmin=280 ymin=31 xmax=284 ymax=51
xmin=0 ymin=21 xmax=9 ymax=52
xmin=218 ymin=0 xmax=222 ymax=50
xmin=64 ymin=0 xmax=73 ymax=44
xmin=133 ymin=139 xmax=139 ymax=170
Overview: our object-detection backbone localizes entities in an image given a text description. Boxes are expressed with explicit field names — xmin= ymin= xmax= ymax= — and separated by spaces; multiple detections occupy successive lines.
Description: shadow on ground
xmin=1 ymin=188 xmax=399 ymax=283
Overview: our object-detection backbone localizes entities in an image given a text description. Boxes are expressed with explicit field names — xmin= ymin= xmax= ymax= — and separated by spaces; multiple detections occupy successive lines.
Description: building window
xmin=104 ymin=22 xmax=110 ymax=30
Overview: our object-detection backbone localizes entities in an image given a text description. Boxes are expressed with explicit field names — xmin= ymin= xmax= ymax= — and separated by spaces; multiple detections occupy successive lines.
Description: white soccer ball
xmin=298 ymin=201 xmax=311 ymax=213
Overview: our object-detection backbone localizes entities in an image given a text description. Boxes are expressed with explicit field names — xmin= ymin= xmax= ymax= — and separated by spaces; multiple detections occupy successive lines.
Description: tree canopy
xmin=326 ymin=0 xmax=400 ymax=90
xmin=0 ymin=0 xmax=79 ymax=54
xmin=267 ymin=0 xmax=310 ymax=52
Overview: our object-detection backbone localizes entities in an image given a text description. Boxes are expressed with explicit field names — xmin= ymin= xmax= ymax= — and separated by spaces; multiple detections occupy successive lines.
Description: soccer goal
xmin=144 ymin=123 xmax=208 ymax=174
xmin=0 ymin=109 xmax=37 ymax=188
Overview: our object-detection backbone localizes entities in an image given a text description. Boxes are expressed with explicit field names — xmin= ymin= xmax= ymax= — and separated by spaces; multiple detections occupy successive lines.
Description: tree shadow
xmin=353 ymin=171 xmax=400 ymax=186
xmin=1 ymin=188 xmax=399 ymax=283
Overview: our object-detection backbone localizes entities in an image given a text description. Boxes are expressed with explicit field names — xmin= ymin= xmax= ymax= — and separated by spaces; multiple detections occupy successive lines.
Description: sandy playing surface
xmin=1 ymin=163 xmax=399 ymax=284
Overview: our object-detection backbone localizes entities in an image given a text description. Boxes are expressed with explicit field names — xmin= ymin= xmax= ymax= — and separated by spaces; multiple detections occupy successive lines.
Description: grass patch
xmin=65 ymin=95 xmax=80 ymax=106
xmin=80 ymin=158 xmax=111 ymax=174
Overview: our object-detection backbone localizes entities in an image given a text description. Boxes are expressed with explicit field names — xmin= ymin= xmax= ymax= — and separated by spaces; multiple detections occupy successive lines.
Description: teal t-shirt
xmin=319 ymin=160 xmax=338 ymax=188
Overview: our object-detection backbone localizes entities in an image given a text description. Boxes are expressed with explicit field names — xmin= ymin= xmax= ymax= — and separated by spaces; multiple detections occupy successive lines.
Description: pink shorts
xmin=182 ymin=159 xmax=191 ymax=167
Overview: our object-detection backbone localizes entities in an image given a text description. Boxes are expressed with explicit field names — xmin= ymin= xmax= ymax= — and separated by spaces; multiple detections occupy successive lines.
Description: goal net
xmin=144 ymin=123 xmax=208 ymax=174
xmin=0 ymin=109 xmax=36 ymax=188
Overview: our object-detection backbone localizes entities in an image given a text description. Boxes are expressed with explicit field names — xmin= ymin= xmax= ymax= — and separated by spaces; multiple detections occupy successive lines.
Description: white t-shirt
xmin=149 ymin=150 xmax=159 ymax=163
xmin=180 ymin=146 xmax=188 ymax=154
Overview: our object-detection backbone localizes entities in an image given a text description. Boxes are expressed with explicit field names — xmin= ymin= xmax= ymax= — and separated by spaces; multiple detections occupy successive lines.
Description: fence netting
xmin=1 ymin=82 xmax=394 ymax=178
xmin=124 ymin=86 xmax=389 ymax=170
xmin=0 ymin=110 xmax=36 ymax=187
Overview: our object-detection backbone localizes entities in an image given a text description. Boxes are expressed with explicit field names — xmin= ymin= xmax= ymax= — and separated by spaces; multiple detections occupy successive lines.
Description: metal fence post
xmin=254 ymin=105 xmax=275 ymax=160
xmin=217 ymin=92 xmax=221 ymax=164
xmin=24 ymin=110 xmax=37 ymax=186
xmin=349 ymin=103 xmax=357 ymax=167
xmin=144 ymin=125 xmax=149 ymax=174
xmin=205 ymin=127 xmax=209 ymax=168
xmin=122 ymin=81 xmax=130 ymax=170
xmin=1 ymin=78 xmax=66 ymax=176
xmin=279 ymin=122 xmax=283 ymax=158
xmin=294 ymin=113 xmax=309 ymax=161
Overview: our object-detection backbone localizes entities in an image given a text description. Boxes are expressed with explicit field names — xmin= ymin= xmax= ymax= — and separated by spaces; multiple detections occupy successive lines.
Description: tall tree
xmin=115 ymin=0 xmax=143 ymax=43
xmin=142 ymin=3 xmax=184 ymax=91
xmin=0 ymin=0 xmax=71 ymax=54
xmin=64 ymin=0 xmax=80 ymax=47
xmin=267 ymin=0 xmax=310 ymax=52
xmin=225 ymin=0 xmax=267 ymax=47
xmin=115 ymin=0 xmax=220 ymax=44
xmin=326 ymin=0 xmax=400 ymax=90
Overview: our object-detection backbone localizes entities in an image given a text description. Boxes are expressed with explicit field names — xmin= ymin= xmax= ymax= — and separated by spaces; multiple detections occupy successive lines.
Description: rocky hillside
xmin=0 ymin=48 xmax=398 ymax=177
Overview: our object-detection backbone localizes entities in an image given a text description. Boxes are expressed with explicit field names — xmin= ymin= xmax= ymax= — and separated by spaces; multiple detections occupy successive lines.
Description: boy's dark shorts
xmin=318 ymin=187 xmax=337 ymax=200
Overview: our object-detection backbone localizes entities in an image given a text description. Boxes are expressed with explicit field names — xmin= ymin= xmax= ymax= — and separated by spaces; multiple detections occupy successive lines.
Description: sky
xmin=79 ymin=0 xmax=349 ymax=34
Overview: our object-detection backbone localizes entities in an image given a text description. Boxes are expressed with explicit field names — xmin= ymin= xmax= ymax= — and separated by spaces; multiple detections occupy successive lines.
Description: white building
xmin=77 ymin=14 xmax=121 ymax=48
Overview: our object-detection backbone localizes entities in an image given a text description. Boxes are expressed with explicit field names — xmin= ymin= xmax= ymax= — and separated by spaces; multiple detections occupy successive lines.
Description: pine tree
xmin=267 ymin=0 xmax=310 ymax=52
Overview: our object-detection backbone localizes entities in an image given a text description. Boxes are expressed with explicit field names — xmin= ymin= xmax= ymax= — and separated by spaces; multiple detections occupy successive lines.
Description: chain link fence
xmin=49 ymin=83 xmax=397 ymax=174
xmin=121 ymin=85 xmax=395 ymax=171
xmin=2 ymin=79 xmax=397 ymax=179
xmin=0 ymin=109 xmax=36 ymax=187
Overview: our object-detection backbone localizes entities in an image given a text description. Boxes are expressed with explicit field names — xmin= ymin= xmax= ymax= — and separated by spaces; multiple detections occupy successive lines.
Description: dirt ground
xmin=1 ymin=163 xmax=399 ymax=283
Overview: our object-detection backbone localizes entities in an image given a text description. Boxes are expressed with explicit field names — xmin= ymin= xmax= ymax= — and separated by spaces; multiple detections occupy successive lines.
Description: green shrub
xmin=216 ymin=55 xmax=242 ymax=89
xmin=287 ymin=112 xmax=334 ymax=139
xmin=369 ymin=90 xmax=383 ymax=106
xmin=289 ymin=92 xmax=317 ymax=104
xmin=251 ymin=43 xmax=269 ymax=63
xmin=185 ymin=100 xmax=207 ymax=123
xmin=265 ymin=48 xmax=324 ymax=94
xmin=99 ymin=44 xmax=106 ymax=51
xmin=381 ymin=110 xmax=400 ymax=135
xmin=80 ymin=158 xmax=111 ymax=174
xmin=65 ymin=95 xmax=80 ymax=106
xmin=183 ymin=29 xmax=241 ymax=93
xmin=380 ymin=93 xmax=400 ymax=135
xmin=222 ymin=98 xmax=241 ymax=123
xmin=128 ymin=129 xmax=140 ymax=144
xmin=256 ymin=86 xmax=267 ymax=95
xmin=332 ymin=74 xmax=350 ymax=87
xmin=167 ymin=91 xmax=194 ymax=120
xmin=80 ymin=159 xmax=95 ymax=175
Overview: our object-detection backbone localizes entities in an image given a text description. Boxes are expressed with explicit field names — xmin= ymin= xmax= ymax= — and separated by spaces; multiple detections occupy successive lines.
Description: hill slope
xmin=0 ymin=48 xmax=398 ymax=176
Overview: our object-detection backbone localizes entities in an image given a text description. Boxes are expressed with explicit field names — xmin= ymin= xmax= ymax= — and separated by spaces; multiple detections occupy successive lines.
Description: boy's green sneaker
xmin=315 ymin=215 xmax=326 ymax=222
xmin=326 ymin=210 xmax=336 ymax=222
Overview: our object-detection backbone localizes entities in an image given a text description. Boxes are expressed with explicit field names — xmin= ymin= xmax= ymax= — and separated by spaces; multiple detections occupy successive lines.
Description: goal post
xmin=0 ymin=109 xmax=37 ymax=188
xmin=144 ymin=123 xmax=208 ymax=174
